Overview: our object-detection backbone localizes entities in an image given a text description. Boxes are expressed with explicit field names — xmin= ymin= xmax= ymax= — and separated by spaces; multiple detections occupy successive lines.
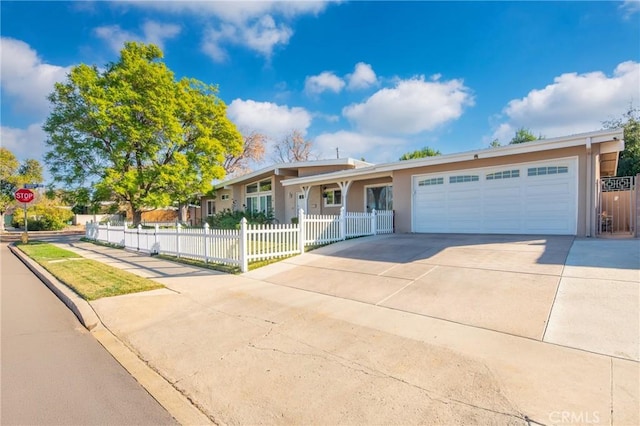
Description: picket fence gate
xmin=85 ymin=208 xmax=393 ymax=272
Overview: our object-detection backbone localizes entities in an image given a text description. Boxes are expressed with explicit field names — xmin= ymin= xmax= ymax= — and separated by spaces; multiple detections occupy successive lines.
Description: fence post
xmin=106 ymin=222 xmax=110 ymax=243
xmin=176 ymin=223 xmax=182 ymax=258
xmin=240 ymin=217 xmax=248 ymax=273
xmin=204 ymin=223 xmax=210 ymax=264
xmin=137 ymin=223 xmax=142 ymax=251
xmin=372 ymin=209 xmax=377 ymax=235
xmin=298 ymin=208 xmax=305 ymax=254
xmin=340 ymin=206 xmax=346 ymax=241
xmin=154 ymin=224 xmax=159 ymax=255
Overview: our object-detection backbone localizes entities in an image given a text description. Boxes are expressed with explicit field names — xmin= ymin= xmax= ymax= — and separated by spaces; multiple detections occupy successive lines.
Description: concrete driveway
xmin=249 ymin=234 xmax=639 ymax=359
xmin=50 ymin=235 xmax=638 ymax=425
xmin=248 ymin=234 xmax=573 ymax=341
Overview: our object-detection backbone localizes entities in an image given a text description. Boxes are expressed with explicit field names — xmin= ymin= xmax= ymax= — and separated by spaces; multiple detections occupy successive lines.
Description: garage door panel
xmin=524 ymin=184 xmax=570 ymax=197
xmin=413 ymin=159 xmax=577 ymax=235
xmin=484 ymin=185 xmax=520 ymax=197
xmin=487 ymin=221 xmax=523 ymax=233
xmin=447 ymin=221 xmax=482 ymax=233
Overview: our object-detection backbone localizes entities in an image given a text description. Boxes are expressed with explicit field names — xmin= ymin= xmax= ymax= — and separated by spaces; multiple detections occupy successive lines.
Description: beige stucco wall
xmin=297 ymin=165 xmax=355 ymax=177
xmin=216 ymin=189 xmax=234 ymax=212
xmin=273 ymin=176 xmax=286 ymax=223
xmin=392 ymin=146 xmax=591 ymax=235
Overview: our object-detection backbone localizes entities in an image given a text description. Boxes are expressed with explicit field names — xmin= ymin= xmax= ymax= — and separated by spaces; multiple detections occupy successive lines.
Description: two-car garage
xmin=282 ymin=129 xmax=625 ymax=238
xmin=412 ymin=158 xmax=578 ymax=235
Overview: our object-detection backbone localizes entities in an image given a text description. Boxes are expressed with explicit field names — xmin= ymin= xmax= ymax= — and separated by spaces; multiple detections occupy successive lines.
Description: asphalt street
xmin=0 ymin=244 xmax=177 ymax=425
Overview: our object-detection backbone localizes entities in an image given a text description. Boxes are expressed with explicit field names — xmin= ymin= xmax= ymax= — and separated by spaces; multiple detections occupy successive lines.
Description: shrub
xmin=12 ymin=205 xmax=73 ymax=231
xmin=206 ymin=209 xmax=275 ymax=229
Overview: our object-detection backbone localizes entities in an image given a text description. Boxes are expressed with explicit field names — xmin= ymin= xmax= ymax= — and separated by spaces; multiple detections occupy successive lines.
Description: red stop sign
xmin=14 ymin=188 xmax=35 ymax=203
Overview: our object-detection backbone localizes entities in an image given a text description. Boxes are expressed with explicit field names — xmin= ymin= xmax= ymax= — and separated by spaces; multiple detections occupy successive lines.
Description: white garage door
xmin=412 ymin=158 xmax=578 ymax=235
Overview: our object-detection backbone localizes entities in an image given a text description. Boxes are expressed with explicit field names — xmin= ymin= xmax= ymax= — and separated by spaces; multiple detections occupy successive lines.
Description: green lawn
xmin=17 ymin=242 xmax=164 ymax=300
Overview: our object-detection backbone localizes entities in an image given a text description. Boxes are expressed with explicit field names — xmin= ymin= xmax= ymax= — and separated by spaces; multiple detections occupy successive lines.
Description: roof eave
xmin=282 ymin=128 xmax=625 ymax=187
xmin=213 ymin=157 xmax=372 ymax=189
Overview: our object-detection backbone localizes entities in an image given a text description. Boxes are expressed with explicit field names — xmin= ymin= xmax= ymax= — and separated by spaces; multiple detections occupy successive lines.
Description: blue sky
xmin=1 ymin=1 xmax=639 ymax=173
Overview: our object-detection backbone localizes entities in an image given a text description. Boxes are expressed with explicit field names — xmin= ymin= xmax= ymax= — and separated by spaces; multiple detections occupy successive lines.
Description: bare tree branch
xmin=223 ymin=131 xmax=266 ymax=176
xmin=272 ymin=130 xmax=315 ymax=163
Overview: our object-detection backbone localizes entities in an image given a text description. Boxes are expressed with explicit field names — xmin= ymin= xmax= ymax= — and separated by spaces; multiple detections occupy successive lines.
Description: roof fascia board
xmin=214 ymin=157 xmax=371 ymax=189
xmin=282 ymin=171 xmax=393 ymax=187
xmin=282 ymin=128 xmax=624 ymax=187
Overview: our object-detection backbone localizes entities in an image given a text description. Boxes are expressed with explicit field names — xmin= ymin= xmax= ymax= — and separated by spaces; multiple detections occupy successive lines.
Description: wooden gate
xmin=597 ymin=176 xmax=636 ymax=235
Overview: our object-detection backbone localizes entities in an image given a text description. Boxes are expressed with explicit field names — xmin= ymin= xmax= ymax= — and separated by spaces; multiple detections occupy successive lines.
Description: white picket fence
xmin=85 ymin=208 xmax=393 ymax=272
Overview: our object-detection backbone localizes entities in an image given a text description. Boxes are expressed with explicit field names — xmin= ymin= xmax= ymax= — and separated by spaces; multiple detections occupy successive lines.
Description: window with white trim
xmin=418 ymin=177 xmax=444 ymax=186
xmin=324 ymin=189 xmax=342 ymax=207
xmin=486 ymin=169 xmax=520 ymax=180
xmin=221 ymin=194 xmax=230 ymax=201
xmin=245 ymin=179 xmax=273 ymax=213
xmin=449 ymin=175 xmax=479 ymax=184
xmin=527 ymin=166 xmax=568 ymax=176
xmin=206 ymin=200 xmax=215 ymax=216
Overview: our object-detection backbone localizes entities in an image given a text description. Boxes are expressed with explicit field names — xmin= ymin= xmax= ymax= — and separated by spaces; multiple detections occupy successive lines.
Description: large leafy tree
xmin=44 ymin=42 xmax=242 ymax=225
xmin=603 ymin=105 xmax=640 ymax=176
xmin=0 ymin=148 xmax=44 ymax=230
xmin=0 ymin=148 xmax=20 ymax=231
xmin=399 ymin=146 xmax=441 ymax=161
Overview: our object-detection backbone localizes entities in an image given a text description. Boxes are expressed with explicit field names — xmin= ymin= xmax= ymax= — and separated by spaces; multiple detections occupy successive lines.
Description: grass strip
xmin=16 ymin=241 xmax=164 ymax=300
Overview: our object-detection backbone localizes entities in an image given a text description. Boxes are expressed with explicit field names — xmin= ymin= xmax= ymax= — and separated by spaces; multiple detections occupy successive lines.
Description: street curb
xmin=9 ymin=243 xmax=101 ymax=330
xmin=9 ymin=243 xmax=214 ymax=426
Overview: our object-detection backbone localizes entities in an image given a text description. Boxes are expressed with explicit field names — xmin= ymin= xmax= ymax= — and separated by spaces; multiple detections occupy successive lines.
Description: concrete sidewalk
xmin=22 ymin=237 xmax=640 ymax=425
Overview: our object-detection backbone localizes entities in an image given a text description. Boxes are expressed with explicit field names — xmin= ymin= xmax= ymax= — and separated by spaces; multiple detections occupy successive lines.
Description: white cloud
xmin=202 ymin=15 xmax=293 ymax=61
xmin=620 ymin=0 xmax=640 ymax=18
xmin=202 ymin=24 xmax=237 ymax=62
xmin=202 ymin=16 xmax=292 ymax=62
xmin=94 ymin=20 xmax=181 ymax=53
xmin=0 ymin=38 xmax=71 ymax=119
xmin=126 ymin=1 xmax=335 ymax=61
xmin=343 ymin=75 xmax=474 ymax=135
xmin=227 ymin=99 xmax=312 ymax=139
xmin=125 ymin=1 xmax=331 ymax=23
xmin=305 ymin=71 xmax=345 ymax=94
xmin=141 ymin=21 xmax=182 ymax=47
xmin=304 ymin=63 xmax=378 ymax=95
xmin=315 ymin=130 xmax=405 ymax=162
xmin=347 ymin=62 xmax=377 ymax=90
xmin=0 ymin=123 xmax=47 ymax=162
xmin=492 ymin=61 xmax=640 ymax=143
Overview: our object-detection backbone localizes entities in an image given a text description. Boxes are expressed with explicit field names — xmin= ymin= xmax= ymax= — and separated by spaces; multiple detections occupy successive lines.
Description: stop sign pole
xmin=14 ymin=188 xmax=36 ymax=242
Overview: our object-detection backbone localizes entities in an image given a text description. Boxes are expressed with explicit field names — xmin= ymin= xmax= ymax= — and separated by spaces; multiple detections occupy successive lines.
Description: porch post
xmin=337 ymin=180 xmax=353 ymax=212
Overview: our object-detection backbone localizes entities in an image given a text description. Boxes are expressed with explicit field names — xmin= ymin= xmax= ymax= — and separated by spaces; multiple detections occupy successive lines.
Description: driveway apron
xmin=249 ymin=234 xmax=574 ymax=340
xmin=46 ymin=235 xmax=638 ymax=425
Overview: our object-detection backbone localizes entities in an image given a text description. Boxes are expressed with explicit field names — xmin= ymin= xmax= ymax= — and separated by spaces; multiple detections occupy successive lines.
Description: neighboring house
xmin=203 ymin=129 xmax=629 ymax=237
xmin=201 ymin=158 xmax=373 ymax=224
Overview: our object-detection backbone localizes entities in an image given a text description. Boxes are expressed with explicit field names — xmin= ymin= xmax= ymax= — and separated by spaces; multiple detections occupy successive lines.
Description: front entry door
xmin=296 ymin=192 xmax=306 ymax=213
